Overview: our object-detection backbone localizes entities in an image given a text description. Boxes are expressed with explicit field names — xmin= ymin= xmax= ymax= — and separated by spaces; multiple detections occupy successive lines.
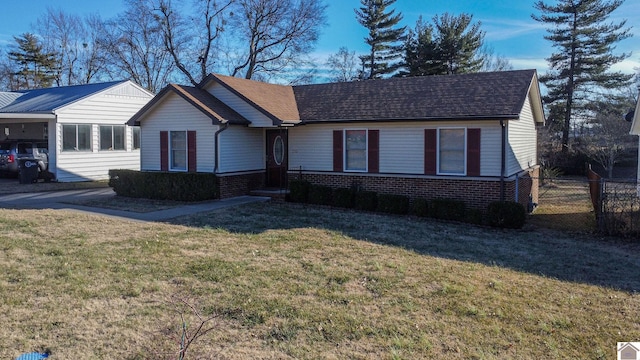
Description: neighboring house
xmin=0 ymin=81 xmax=153 ymax=182
xmin=129 ymin=70 xmax=545 ymax=209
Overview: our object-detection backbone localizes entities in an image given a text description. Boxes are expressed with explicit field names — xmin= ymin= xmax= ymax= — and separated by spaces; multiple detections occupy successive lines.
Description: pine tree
xmin=8 ymin=33 xmax=58 ymax=89
xmin=532 ymin=0 xmax=633 ymax=152
xmin=355 ymin=0 xmax=406 ymax=79
xmin=401 ymin=13 xmax=485 ymax=77
xmin=433 ymin=13 xmax=484 ymax=74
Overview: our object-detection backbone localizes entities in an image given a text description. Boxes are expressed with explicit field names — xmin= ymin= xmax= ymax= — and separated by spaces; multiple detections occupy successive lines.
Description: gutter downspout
xmin=500 ymin=119 xmax=506 ymax=202
xmin=213 ymin=123 xmax=229 ymax=173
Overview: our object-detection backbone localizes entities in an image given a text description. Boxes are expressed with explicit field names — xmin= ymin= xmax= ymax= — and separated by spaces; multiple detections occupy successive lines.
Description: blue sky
xmin=0 ymin=0 xmax=638 ymax=76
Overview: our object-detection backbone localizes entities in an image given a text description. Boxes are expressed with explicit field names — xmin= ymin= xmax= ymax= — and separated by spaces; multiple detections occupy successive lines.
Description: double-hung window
xmin=132 ymin=127 xmax=141 ymax=150
xmin=345 ymin=129 xmax=367 ymax=172
xmin=62 ymin=124 xmax=92 ymax=151
xmin=99 ymin=125 xmax=125 ymax=151
xmin=170 ymin=131 xmax=187 ymax=171
xmin=438 ymin=128 xmax=466 ymax=175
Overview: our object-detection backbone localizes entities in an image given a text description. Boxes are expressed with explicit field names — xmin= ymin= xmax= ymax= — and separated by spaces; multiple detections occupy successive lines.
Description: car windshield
xmin=0 ymin=143 xmax=11 ymax=153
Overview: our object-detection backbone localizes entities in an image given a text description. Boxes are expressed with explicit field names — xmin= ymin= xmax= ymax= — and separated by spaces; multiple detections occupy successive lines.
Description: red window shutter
xmin=368 ymin=130 xmax=379 ymax=173
xmin=333 ymin=130 xmax=343 ymax=172
xmin=467 ymin=128 xmax=481 ymax=176
xmin=160 ymin=131 xmax=168 ymax=171
xmin=187 ymin=130 xmax=197 ymax=172
xmin=424 ymin=129 xmax=437 ymax=175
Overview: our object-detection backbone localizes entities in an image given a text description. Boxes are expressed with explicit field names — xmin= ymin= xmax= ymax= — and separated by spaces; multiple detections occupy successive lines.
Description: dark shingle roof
xmin=0 ymin=81 xmax=126 ymax=113
xmin=128 ymin=84 xmax=250 ymax=126
xmin=292 ymin=70 xmax=537 ymax=123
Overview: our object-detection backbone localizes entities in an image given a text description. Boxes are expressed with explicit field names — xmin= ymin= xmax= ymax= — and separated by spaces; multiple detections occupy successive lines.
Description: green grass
xmin=0 ymin=202 xmax=639 ymax=359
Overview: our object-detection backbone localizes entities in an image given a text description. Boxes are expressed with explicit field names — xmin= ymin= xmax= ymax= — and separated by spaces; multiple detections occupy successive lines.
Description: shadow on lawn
xmin=169 ymin=201 xmax=640 ymax=293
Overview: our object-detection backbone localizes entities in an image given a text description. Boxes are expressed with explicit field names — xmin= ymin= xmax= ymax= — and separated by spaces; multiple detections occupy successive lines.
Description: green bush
xmin=466 ymin=208 xmax=485 ymax=225
xmin=354 ymin=191 xmax=377 ymax=211
xmin=288 ymin=179 xmax=310 ymax=203
xmin=333 ymin=188 xmax=355 ymax=208
xmin=377 ymin=194 xmax=410 ymax=214
xmin=487 ymin=201 xmax=526 ymax=229
xmin=308 ymin=184 xmax=333 ymax=205
xmin=412 ymin=198 xmax=430 ymax=217
xmin=430 ymin=198 xmax=466 ymax=221
xmin=109 ymin=169 xmax=218 ymax=201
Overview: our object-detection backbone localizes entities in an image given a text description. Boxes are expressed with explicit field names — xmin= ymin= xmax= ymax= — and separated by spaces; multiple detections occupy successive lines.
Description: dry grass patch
xmin=66 ymin=195 xmax=188 ymax=213
xmin=1 ymin=203 xmax=639 ymax=359
xmin=0 ymin=179 xmax=109 ymax=194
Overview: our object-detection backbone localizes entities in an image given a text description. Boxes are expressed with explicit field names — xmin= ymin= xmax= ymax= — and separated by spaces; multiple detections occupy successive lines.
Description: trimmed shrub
xmin=466 ymin=208 xmax=485 ymax=225
xmin=412 ymin=198 xmax=430 ymax=217
xmin=109 ymin=169 xmax=218 ymax=201
xmin=430 ymin=198 xmax=466 ymax=221
xmin=288 ymin=179 xmax=310 ymax=203
xmin=377 ymin=194 xmax=410 ymax=214
xmin=333 ymin=188 xmax=355 ymax=208
xmin=308 ymin=184 xmax=333 ymax=205
xmin=354 ymin=191 xmax=377 ymax=211
xmin=487 ymin=201 xmax=526 ymax=229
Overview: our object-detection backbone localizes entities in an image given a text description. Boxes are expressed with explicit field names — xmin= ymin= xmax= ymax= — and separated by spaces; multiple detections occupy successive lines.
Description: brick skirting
xmin=289 ymin=171 xmax=538 ymax=210
xmin=217 ymin=172 xmax=265 ymax=199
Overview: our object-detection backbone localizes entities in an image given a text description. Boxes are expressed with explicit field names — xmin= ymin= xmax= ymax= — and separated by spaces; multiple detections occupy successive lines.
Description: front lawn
xmin=1 ymin=202 xmax=638 ymax=359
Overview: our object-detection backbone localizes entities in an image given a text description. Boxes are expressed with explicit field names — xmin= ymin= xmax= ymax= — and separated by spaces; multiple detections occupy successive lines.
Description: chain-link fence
xmin=529 ymin=173 xmax=640 ymax=239
xmin=600 ymin=179 xmax=640 ymax=237
xmin=530 ymin=177 xmax=598 ymax=232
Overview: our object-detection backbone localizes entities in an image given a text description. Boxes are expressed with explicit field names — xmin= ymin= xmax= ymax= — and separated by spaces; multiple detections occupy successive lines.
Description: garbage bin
xmin=18 ymin=158 xmax=39 ymax=184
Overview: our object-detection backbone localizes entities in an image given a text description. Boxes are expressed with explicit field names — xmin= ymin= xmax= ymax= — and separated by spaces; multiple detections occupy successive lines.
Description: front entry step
xmin=250 ymin=188 xmax=289 ymax=201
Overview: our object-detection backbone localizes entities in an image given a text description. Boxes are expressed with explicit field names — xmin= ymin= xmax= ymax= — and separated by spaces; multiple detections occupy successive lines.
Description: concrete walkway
xmin=0 ymin=188 xmax=271 ymax=222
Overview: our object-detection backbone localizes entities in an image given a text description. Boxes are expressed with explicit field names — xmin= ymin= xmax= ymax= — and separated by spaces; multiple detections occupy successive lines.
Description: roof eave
xmin=0 ymin=112 xmax=56 ymax=119
xmin=298 ymin=115 xmax=519 ymax=125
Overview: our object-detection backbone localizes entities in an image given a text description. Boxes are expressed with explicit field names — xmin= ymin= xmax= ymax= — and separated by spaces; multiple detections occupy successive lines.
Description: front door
xmin=266 ymin=129 xmax=287 ymax=188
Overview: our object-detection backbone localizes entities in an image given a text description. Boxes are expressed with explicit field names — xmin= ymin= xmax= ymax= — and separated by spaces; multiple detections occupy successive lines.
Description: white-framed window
xmin=344 ymin=129 xmax=367 ymax=172
xmin=132 ymin=127 xmax=141 ymax=150
xmin=99 ymin=125 xmax=125 ymax=151
xmin=438 ymin=128 xmax=466 ymax=175
xmin=170 ymin=131 xmax=187 ymax=171
xmin=62 ymin=124 xmax=92 ymax=151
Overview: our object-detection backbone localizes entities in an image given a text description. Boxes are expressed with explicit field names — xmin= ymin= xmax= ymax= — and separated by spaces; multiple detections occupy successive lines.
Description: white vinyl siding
xmin=53 ymin=82 xmax=152 ymax=182
xmin=139 ymin=93 xmax=217 ymax=173
xmin=205 ymin=82 xmax=275 ymax=128
xmin=506 ymin=95 xmax=538 ymax=176
xmin=289 ymin=122 xmax=504 ymax=177
xmin=218 ymin=126 xmax=264 ymax=173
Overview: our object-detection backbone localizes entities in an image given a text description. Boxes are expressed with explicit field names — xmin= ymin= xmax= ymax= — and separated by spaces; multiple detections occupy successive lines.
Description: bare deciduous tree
xmin=579 ymin=99 xmax=636 ymax=178
xmin=153 ymin=0 xmax=233 ymax=85
xmin=325 ymin=47 xmax=358 ymax=82
xmin=35 ymin=8 xmax=109 ymax=86
xmin=99 ymin=0 xmax=175 ymax=92
xmin=228 ymin=0 xmax=327 ymax=80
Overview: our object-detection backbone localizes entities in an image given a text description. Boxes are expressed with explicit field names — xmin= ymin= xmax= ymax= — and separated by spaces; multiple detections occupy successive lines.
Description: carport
xmin=0 ymin=81 xmax=153 ymax=182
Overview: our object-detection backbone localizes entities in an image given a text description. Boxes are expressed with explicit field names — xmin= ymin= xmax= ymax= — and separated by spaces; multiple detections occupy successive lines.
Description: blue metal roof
xmin=0 ymin=81 xmax=126 ymax=114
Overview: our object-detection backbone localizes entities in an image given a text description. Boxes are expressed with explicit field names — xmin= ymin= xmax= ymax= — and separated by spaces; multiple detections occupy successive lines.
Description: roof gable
xmin=292 ymin=70 xmax=543 ymax=123
xmin=128 ymin=84 xmax=250 ymax=126
xmin=0 ymin=81 xmax=128 ymax=114
xmin=200 ymin=73 xmax=300 ymax=124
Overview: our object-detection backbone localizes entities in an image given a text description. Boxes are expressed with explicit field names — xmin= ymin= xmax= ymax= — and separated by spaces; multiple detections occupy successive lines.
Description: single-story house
xmin=129 ymin=70 xmax=545 ymax=209
xmin=0 ymin=81 xmax=153 ymax=182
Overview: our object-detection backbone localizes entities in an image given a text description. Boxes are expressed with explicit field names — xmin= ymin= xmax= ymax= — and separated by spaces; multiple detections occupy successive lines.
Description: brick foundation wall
xmin=289 ymin=172 xmax=515 ymax=210
xmin=217 ymin=172 xmax=265 ymax=199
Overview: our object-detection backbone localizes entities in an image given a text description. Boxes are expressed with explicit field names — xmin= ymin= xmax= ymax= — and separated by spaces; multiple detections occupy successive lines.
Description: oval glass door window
xmin=273 ymin=136 xmax=284 ymax=165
